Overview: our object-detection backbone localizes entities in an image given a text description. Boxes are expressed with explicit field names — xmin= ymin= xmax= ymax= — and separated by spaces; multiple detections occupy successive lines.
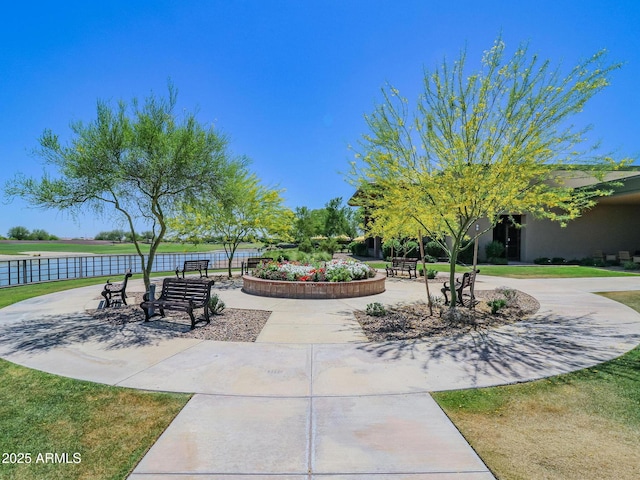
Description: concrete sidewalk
xmin=1 ymin=274 xmax=640 ymax=478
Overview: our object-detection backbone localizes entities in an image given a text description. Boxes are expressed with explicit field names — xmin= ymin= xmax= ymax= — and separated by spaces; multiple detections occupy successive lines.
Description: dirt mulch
xmin=90 ymin=276 xmax=270 ymax=342
xmin=354 ymin=287 xmax=540 ymax=342
xmin=90 ymin=275 xmax=540 ymax=343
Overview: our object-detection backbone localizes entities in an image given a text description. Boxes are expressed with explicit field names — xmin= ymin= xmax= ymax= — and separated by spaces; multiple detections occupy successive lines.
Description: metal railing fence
xmin=0 ymin=250 xmax=261 ymax=288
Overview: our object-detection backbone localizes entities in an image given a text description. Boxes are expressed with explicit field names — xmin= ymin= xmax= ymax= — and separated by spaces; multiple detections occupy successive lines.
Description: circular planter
xmin=242 ymin=273 xmax=386 ymax=299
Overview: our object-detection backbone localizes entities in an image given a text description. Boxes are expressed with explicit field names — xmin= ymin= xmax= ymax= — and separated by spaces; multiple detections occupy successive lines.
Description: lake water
xmin=0 ymin=250 xmax=260 ymax=287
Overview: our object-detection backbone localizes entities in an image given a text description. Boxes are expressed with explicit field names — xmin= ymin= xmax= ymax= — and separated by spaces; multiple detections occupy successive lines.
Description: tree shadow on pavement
xmin=0 ymin=312 xmax=189 ymax=355
xmin=358 ymin=312 xmax=640 ymax=386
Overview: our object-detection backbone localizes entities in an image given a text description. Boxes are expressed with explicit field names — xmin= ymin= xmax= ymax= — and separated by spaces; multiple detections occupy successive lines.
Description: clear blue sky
xmin=1 ymin=0 xmax=638 ymax=238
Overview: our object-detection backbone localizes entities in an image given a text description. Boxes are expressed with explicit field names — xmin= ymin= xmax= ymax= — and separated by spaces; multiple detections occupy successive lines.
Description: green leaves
xmin=6 ymin=84 xmax=233 ymax=289
xmin=351 ymin=36 xmax=628 ymax=305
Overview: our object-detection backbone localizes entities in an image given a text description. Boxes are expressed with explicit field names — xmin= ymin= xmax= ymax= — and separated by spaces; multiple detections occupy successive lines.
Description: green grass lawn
xmin=0 ymin=241 xmax=261 ymax=256
xmin=367 ymin=261 xmax=638 ymax=278
xmin=0 ymin=275 xmax=192 ymax=479
xmin=433 ymin=290 xmax=640 ymax=480
xmin=0 ymin=359 xmax=190 ymax=479
xmin=0 ymin=276 xmax=118 ymax=309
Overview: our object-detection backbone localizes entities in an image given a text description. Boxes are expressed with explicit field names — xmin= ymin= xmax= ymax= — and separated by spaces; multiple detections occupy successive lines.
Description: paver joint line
xmin=114 ymin=337 xmax=206 ymax=388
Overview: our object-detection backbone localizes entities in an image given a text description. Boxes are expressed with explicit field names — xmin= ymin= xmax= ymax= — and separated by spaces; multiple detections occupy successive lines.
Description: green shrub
xmin=496 ymin=287 xmax=517 ymax=305
xmin=487 ymin=299 xmax=507 ymax=314
xmin=366 ymin=302 xmax=387 ymax=317
xmin=581 ymin=256 xmax=606 ymax=267
xmin=623 ymin=261 xmax=640 ymax=270
xmin=208 ymin=294 xmax=226 ymax=315
xmin=298 ymin=238 xmax=314 ymax=253
xmin=425 ymin=268 xmax=437 ymax=279
xmin=485 ymin=241 xmax=505 ymax=260
xmin=488 ymin=257 xmax=509 ymax=265
xmin=457 ymin=246 xmax=474 ymax=265
xmin=534 ymin=257 xmax=551 ymax=265
xmin=312 ymin=251 xmax=332 ymax=262
xmin=551 ymin=257 xmax=566 ymax=265
xmin=429 ymin=295 xmax=444 ymax=307
xmin=349 ymin=241 xmax=368 ymax=256
xmin=319 ymin=238 xmax=339 ymax=255
xmin=425 ymin=240 xmax=445 ymax=258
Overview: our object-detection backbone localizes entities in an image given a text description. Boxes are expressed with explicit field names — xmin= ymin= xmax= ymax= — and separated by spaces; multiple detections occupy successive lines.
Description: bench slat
xmin=140 ymin=277 xmax=215 ymax=329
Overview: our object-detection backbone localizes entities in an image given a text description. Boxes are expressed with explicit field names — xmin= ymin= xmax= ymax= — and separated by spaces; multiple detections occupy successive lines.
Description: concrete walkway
xmin=1 ymin=274 xmax=640 ymax=479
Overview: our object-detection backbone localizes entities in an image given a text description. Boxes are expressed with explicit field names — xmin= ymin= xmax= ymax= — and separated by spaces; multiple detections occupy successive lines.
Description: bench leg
xmin=101 ymin=291 xmax=111 ymax=308
xmin=187 ymin=309 xmax=196 ymax=330
xmin=441 ymin=286 xmax=450 ymax=305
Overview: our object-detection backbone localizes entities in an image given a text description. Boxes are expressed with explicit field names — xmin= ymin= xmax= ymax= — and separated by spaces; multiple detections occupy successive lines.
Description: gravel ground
xmin=90 ymin=274 xmax=540 ymax=343
xmin=90 ymin=276 xmax=270 ymax=342
xmin=354 ymin=284 xmax=540 ymax=342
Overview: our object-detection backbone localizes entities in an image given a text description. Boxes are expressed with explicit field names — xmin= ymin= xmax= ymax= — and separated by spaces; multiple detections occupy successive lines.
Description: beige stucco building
xmin=352 ymin=169 xmax=640 ymax=263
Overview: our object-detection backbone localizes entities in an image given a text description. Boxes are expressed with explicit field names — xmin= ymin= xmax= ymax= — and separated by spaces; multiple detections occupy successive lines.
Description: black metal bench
xmin=101 ymin=269 xmax=133 ymax=307
xmin=140 ymin=277 xmax=215 ymax=329
xmin=441 ymin=269 xmax=480 ymax=306
xmin=385 ymin=257 xmax=418 ymax=279
xmin=242 ymin=257 xmax=272 ymax=275
xmin=175 ymin=259 xmax=210 ymax=278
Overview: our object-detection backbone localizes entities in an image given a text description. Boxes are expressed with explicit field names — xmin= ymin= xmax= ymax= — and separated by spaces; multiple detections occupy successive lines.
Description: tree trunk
xmin=448 ymin=247 xmax=459 ymax=308
xmin=417 ymin=231 xmax=433 ymax=316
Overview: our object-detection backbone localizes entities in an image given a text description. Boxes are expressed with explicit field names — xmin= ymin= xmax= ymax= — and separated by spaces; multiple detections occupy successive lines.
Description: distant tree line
xmin=294 ymin=197 xmax=361 ymax=242
xmin=94 ymin=229 xmax=155 ymax=243
xmin=6 ymin=226 xmax=59 ymax=241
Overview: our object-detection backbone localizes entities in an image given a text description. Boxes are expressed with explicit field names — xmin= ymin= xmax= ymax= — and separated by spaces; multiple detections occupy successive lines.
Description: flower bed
xmin=252 ymin=258 xmax=376 ymax=282
xmin=244 ymin=259 xmax=385 ymax=299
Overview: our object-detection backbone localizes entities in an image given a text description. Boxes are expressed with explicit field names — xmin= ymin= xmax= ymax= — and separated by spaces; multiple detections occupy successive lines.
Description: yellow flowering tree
xmin=351 ymin=38 xmax=628 ymax=307
xmin=169 ymin=161 xmax=294 ymax=277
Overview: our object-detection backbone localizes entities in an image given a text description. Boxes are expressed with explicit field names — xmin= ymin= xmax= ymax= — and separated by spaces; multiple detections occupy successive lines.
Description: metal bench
xmin=140 ymin=277 xmax=215 ymax=329
xmin=441 ymin=269 xmax=480 ymax=307
xmin=175 ymin=259 xmax=210 ymax=278
xmin=101 ymin=269 xmax=133 ymax=307
xmin=242 ymin=257 xmax=272 ymax=275
xmin=385 ymin=257 xmax=418 ymax=279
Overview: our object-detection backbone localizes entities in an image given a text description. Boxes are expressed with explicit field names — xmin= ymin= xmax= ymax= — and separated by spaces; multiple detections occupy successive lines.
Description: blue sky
xmin=1 ymin=0 xmax=638 ymax=238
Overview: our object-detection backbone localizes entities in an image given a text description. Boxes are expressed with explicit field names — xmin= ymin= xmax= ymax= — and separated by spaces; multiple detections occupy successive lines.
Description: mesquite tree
xmin=6 ymin=86 xmax=234 ymax=290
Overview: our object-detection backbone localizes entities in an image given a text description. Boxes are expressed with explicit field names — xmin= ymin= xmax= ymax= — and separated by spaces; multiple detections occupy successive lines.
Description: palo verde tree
xmin=169 ymin=160 xmax=295 ymax=277
xmin=351 ymin=38 xmax=628 ymax=307
xmin=6 ymin=85 xmax=232 ymax=290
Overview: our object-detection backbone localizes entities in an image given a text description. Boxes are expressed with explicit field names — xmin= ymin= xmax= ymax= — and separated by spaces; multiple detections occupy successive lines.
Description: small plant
xmin=623 ymin=261 xmax=639 ymax=270
xmin=551 ymin=257 xmax=566 ymax=265
xmin=419 ymin=267 xmax=437 ymax=278
xmin=534 ymin=257 xmax=551 ymax=265
xmin=429 ymin=295 xmax=444 ymax=307
xmin=496 ymin=287 xmax=517 ymax=305
xmin=366 ymin=302 xmax=387 ymax=317
xmin=208 ymin=294 xmax=226 ymax=315
xmin=487 ymin=299 xmax=507 ymax=314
